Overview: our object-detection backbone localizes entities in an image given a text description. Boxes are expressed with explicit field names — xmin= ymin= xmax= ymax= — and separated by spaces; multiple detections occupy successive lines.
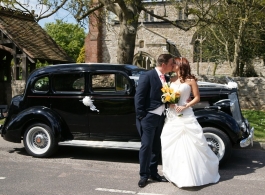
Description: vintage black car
xmin=0 ymin=63 xmax=254 ymax=165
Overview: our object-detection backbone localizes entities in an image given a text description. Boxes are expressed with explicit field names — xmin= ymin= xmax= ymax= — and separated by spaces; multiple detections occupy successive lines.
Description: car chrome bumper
xmin=240 ymin=127 xmax=254 ymax=147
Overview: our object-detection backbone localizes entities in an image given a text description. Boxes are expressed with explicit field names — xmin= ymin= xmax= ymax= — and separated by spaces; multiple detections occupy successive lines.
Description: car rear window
xmin=91 ymin=73 xmax=130 ymax=93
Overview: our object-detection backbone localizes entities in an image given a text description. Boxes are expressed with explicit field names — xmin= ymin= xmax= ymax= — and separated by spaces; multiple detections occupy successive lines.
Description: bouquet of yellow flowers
xmin=161 ymin=83 xmax=180 ymax=104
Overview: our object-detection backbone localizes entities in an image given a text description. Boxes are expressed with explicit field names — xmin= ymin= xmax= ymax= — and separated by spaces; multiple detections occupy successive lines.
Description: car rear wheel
xmin=23 ymin=123 xmax=58 ymax=157
xmin=203 ymin=127 xmax=232 ymax=165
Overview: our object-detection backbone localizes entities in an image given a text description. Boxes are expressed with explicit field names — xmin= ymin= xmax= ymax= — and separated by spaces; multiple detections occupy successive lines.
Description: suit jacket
xmin=134 ymin=69 xmax=169 ymax=119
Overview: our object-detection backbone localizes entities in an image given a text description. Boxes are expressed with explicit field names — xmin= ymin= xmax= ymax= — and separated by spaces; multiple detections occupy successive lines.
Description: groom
xmin=134 ymin=54 xmax=175 ymax=188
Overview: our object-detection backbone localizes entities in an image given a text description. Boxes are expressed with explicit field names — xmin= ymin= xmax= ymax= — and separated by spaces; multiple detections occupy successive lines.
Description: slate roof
xmin=0 ymin=6 xmax=74 ymax=63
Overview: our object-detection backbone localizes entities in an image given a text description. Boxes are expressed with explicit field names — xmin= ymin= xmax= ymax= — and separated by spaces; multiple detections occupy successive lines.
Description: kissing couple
xmin=134 ymin=54 xmax=220 ymax=188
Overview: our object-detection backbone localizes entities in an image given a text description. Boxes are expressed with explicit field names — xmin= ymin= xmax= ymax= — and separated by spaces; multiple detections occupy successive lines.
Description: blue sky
xmin=38 ymin=9 xmax=77 ymax=28
xmin=14 ymin=0 xmax=78 ymax=28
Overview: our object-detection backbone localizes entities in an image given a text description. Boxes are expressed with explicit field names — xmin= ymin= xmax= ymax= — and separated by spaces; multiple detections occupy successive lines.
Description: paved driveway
xmin=0 ymin=138 xmax=265 ymax=195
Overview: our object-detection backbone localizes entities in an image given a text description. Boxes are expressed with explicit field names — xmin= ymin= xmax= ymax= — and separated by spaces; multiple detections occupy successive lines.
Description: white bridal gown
xmin=161 ymin=82 xmax=220 ymax=188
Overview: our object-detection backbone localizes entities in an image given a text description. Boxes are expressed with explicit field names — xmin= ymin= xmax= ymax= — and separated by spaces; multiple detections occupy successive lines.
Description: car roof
xmin=28 ymin=63 xmax=146 ymax=79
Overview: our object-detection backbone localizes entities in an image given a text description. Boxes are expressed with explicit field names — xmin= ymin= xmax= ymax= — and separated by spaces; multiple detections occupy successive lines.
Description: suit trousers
xmin=137 ymin=112 xmax=165 ymax=179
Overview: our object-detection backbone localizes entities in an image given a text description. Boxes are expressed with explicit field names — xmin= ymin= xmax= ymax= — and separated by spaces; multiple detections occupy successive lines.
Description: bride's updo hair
xmin=175 ymin=57 xmax=197 ymax=83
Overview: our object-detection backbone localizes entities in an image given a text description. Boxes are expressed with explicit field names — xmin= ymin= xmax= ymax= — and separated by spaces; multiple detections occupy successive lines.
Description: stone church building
xmin=85 ymin=1 xmax=264 ymax=76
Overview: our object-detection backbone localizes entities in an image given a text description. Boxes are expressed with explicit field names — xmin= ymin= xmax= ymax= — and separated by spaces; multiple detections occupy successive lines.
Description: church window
xmin=139 ymin=40 xmax=144 ymax=48
xmin=193 ymin=40 xmax=200 ymax=63
xmin=179 ymin=9 xmax=183 ymax=20
xmin=144 ymin=10 xmax=154 ymax=22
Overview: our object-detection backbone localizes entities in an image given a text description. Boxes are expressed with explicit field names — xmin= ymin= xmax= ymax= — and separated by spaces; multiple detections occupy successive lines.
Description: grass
xmin=0 ymin=119 xmax=4 ymax=125
xmin=1 ymin=110 xmax=264 ymax=141
xmin=242 ymin=110 xmax=265 ymax=142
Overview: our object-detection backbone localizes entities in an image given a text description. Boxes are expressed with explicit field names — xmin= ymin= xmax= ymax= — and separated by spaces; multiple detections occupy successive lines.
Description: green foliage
xmin=76 ymin=46 xmax=85 ymax=63
xmin=242 ymin=110 xmax=265 ymax=141
xmin=180 ymin=0 xmax=265 ymax=77
xmin=0 ymin=119 xmax=5 ymax=125
xmin=44 ymin=20 xmax=86 ymax=62
xmin=36 ymin=60 xmax=50 ymax=69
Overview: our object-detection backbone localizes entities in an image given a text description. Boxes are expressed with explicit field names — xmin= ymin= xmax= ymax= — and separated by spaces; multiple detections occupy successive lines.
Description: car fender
xmin=3 ymin=106 xmax=71 ymax=143
xmin=194 ymin=109 xmax=242 ymax=144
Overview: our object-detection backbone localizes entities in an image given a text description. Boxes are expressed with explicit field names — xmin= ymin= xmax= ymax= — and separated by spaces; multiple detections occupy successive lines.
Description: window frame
xmin=89 ymin=71 xmax=132 ymax=95
xmin=31 ymin=75 xmax=50 ymax=94
xmin=51 ymin=71 xmax=86 ymax=94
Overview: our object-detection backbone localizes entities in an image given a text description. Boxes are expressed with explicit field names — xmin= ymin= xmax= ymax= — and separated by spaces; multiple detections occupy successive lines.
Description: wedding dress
xmin=161 ymin=82 xmax=220 ymax=188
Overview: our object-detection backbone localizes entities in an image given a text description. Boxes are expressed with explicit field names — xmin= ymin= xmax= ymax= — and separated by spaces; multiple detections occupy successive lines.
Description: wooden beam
xmin=0 ymin=45 xmax=14 ymax=54
xmin=0 ymin=40 xmax=12 ymax=44
xmin=17 ymin=53 xmax=35 ymax=64
xmin=21 ymin=56 xmax=28 ymax=80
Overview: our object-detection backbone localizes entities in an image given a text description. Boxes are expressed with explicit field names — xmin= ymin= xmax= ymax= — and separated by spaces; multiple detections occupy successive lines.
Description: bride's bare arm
xmin=186 ymin=79 xmax=200 ymax=108
xmin=175 ymin=79 xmax=200 ymax=113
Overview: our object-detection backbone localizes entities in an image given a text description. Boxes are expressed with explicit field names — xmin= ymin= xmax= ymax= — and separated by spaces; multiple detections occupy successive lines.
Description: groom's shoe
xmin=138 ymin=178 xmax=148 ymax=188
xmin=150 ymin=174 xmax=168 ymax=182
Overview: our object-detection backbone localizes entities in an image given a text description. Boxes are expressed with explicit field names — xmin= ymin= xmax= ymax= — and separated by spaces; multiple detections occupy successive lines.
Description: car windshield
xmin=129 ymin=69 xmax=147 ymax=87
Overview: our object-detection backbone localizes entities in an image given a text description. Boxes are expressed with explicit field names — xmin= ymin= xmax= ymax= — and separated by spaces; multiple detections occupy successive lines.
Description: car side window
xmin=33 ymin=76 xmax=49 ymax=92
xmin=91 ymin=73 xmax=130 ymax=93
xmin=53 ymin=73 xmax=85 ymax=92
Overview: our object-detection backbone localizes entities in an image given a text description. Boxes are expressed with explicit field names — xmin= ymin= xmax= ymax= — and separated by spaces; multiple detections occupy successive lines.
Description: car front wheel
xmin=203 ymin=127 xmax=232 ymax=165
xmin=23 ymin=123 xmax=58 ymax=157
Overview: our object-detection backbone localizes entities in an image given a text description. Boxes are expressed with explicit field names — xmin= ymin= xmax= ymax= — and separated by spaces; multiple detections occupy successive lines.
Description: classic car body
xmin=0 ymin=63 xmax=254 ymax=165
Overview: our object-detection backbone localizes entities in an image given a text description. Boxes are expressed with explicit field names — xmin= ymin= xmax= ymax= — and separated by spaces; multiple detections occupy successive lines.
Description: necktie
xmin=160 ymin=74 xmax=166 ymax=83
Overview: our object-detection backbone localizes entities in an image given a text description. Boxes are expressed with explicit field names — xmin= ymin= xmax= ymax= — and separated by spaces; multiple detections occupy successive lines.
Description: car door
xmin=88 ymin=71 xmax=139 ymax=141
xmin=26 ymin=75 xmax=51 ymax=108
xmin=50 ymin=71 xmax=89 ymax=140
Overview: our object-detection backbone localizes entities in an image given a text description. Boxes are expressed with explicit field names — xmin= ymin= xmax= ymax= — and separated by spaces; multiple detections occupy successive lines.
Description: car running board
xmin=59 ymin=140 xmax=141 ymax=150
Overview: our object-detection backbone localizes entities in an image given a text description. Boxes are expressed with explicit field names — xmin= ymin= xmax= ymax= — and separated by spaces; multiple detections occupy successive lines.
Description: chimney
xmin=85 ymin=0 xmax=102 ymax=63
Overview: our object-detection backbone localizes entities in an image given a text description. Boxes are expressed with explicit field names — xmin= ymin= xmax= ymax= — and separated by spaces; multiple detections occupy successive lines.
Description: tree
xmin=5 ymin=0 xmax=198 ymax=64
xmin=181 ymin=0 xmax=265 ymax=76
xmin=44 ymin=20 xmax=86 ymax=62
xmin=77 ymin=46 xmax=85 ymax=63
xmin=0 ymin=0 xmax=69 ymax=22
xmin=8 ymin=0 xmax=265 ymax=76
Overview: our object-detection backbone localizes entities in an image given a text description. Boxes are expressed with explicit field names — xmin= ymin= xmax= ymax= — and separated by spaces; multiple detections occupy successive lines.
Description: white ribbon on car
xmin=82 ymin=96 xmax=99 ymax=112
xmin=226 ymin=81 xmax=238 ymax=89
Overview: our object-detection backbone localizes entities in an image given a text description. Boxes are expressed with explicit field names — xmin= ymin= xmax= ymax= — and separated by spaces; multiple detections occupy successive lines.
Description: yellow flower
xmin=161 ymin=83 xmax=181 ymax=104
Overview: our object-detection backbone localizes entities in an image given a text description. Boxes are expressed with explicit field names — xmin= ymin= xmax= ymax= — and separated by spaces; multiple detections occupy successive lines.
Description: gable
xmin=0 ymin=6 xmax=74 ymax=63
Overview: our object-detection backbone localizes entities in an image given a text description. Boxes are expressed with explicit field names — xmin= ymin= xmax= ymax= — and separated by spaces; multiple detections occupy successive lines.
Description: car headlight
xmin=230 ymin=100 xmax=235 ymax=113
xmin=241 ymin=122 xmax=247 ymax=132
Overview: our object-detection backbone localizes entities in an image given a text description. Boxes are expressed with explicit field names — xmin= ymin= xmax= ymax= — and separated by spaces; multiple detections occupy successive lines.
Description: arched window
xmin=144 ymin=10 xmax=154 ymax=22
xmin=193 ymin=40 xmax=200 ymax=63
xmin=179 ymin=9 xmax=183 ymax=20
xmin=133 ymin=52 xmax=155 ymax=70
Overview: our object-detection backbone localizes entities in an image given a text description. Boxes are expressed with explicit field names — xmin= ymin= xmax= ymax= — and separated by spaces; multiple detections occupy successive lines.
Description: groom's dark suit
xmin=135 ymin=69 xmax=169 ymax=179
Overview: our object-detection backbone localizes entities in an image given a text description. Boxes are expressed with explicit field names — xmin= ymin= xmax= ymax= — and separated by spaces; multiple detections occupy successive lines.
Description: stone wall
xmin=190 ymin=58 xmax=265 ymax=77
xmin=0 ymin=81 xmax=24 ymax=106
xmin=198 ymin=76 xmax=265 ymax=110
xmin=99 ymin=3 xmax=265 ymax=77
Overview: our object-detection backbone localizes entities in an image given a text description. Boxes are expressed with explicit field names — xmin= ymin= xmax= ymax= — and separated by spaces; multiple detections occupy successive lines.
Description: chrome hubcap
xmin=204 ymin=132 xmax=225 ymax=161
xmin=26 ymin=126 xmax=51 ymax=155
xmin=207 ymin=138 xmax=219 ymax=155
xmin=33 ymin=133 xmax=48 ymax=148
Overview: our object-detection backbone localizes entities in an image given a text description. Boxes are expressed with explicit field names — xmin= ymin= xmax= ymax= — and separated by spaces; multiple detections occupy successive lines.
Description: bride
xmin=161 ymin=57 xmax=220 ymax=188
